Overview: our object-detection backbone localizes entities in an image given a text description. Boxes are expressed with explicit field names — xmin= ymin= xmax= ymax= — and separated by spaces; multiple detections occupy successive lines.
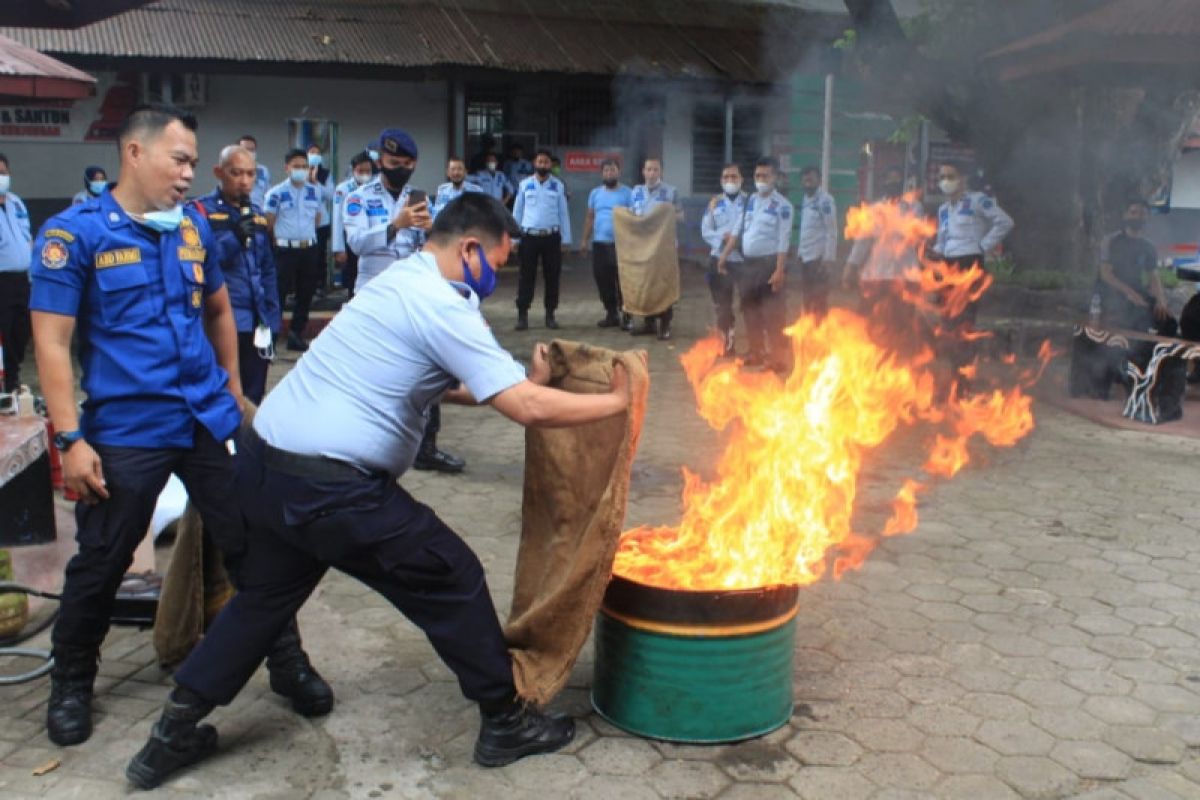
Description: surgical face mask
xmin=722 ymin=181 xmax=741 ymax=196
xmin=381 ymin=164 xmax=413 ymax=189
xmin=353 ymin=172 xmax=371 ymax=185
xmin=938 ymin=178 xmax=959 ymax=195
xmin=0 ymin=175 xmax=11 ymax=195
xmin=755 ymin=181 xmax=772 ymax=195
xmin=89 ymin=180 xmax=107 ymax=196
xmin=462 ymin=244 xmax=497 ymax=300
xmin=253 ymin=322 xmax=275 ymax=361
xmin=486 ymin=162 xmax=498 ymax=173
xmin=289 ymin=167 xmax=308 ymax=184
xmin=368 ymin=149 xmax=380 ymax=162
xmin=136 ymin=204 xmax=184 ymax=232
xmin=307 ymin=153 xmax=322 ymax=168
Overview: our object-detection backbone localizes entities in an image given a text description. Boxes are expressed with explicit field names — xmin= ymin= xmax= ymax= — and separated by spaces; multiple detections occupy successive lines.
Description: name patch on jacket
xmin=177 ymin=246 xmax=207 ymax=263
xmin=95 ymin=247 xmax=141 ymax=269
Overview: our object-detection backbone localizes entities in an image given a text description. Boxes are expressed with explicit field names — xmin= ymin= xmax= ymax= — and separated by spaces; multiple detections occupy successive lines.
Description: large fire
xmin=612 ymin=194 xmax=1049 ymax=591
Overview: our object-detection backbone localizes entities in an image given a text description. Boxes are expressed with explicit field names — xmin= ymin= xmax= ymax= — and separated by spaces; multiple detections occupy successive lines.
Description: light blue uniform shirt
xmin=264 ymin=179 xmax=327 ymax=242
xmin=254 ymin=251 xmax=527 ymax=476
xmin=331 ymin=176 xmax=360 ymax=254
xmin=513 ymin=175 xmax=572 ymax=244
xmin=472 ymin=170 xmax=512 ymax=201
xmin=0 ymin=192 xmax=32 ymax=271
xmin=587 ymin=184 xmax=632 ymax=244
xmin=432 ymin=180 xmax=484 ymax=218
xmin=701 ymin=192 xmax=747 ymax=262
xmin=797 ymin=188 xmax=837 ymax=263
xmin=250 ymin=164 xmax=271 ymax=210
xmin=934 ymin=191 xmax=1014 ymax=259
xmin=738 ymin=189 xmax=793 ymax=259
xmin=630 ymin=182 xmax=681 ymax=218
xmin=342 ymin=176 xmax=427 ymax=291
xmin=504 ymin=158 xmax=533 ymax=192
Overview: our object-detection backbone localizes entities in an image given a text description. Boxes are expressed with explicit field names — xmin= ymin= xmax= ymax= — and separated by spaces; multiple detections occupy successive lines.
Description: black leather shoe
xmin=412 ymin=448 xmax=466 ymax=474
xmin=657 ymin=324 xmax=672 ymax=341
xmin=267 ymin=626 xmax=334 ymax=718
xmin=630 ymin=321 xmax=657 ymax=337
xmin=545 ymin=314 xmax=560 ymax=330
xmin=620 ymin=313 xmax=633 ymax=331
xmin=515 ymin=312 xmax=529 ymax=331
xmin=597 ymin=313 xmax=620 ymax=328
xmin=126 ymin=689 xmax=218 ymax=790
xmin=286 ymin=333 xmax=309 ymax=352
xmin=47 ymin=647 xmax=98 ymax=747
xmin=474 ymin=700 xmax=575 ymax=768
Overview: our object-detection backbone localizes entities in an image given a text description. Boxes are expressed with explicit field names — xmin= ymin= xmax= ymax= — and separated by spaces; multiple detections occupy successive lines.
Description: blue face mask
xmin=462 ymin=244 xmax=497 ymax=300
xmin=368 ymin=149 xmax=380 ymax=162
xmin=290 ymin=167 xmax=308 ymax=184
xmin=88 ymin=180 xmax=107 ymax=196
xmin=137 ymin=204 xmax=184 ymax=232
xmin=307 ymin=153 xmax=322 ymax=168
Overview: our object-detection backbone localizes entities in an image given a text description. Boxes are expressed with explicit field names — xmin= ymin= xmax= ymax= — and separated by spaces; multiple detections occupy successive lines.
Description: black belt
xmin=244 ymin=427 xmax=383 ymax=482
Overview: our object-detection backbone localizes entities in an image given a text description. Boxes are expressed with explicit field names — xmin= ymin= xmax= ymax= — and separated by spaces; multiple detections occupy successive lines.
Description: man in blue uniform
xmin=331 ymin=151 xmax=374 ymax=299
xmin=578 ymin=158 xmax=632 ymax=328
xmin=126 ymin=193 xmax=631 ymax=789
xmin=0 ymin=153 xmax=33 ymax=392
xmin=192 ymin=144 xmax=281 ymax=404
xmin=238 ymin=134 xmax=270 ymax=210
xmin=433 ymin=156 xmax=484 ymax=217
xmin=701 ymin=163 xmax=748 ymax=356
xmin=718 ymin=156 xmax=793 ymax=371
xmin=265 ymin=149 xmax=327 ymax=352
xmin=30 ymin=105 xmax=330 ymax=750
xmin=628 ymin=157 xmax=683 ymax=340
xmin=472 ymin=151 xmax=513 ymax=204
xmin=512 ymin=149 xmax=571 ymax=330
xmin=796 ymin=165 xmax=838 ymax=317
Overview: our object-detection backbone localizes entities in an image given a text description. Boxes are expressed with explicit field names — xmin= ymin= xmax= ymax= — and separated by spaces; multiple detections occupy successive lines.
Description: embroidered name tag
xmin=43 ymin=228 xmax=75 ymax=242
xmin=95 ymin=247 xmax=141 ymax=269
xmin=177 ymin=246 xmax=207 ymax=262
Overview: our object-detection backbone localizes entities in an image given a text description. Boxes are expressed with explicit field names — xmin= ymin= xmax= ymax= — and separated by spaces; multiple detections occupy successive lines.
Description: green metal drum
xmin=591 ymin=575 xmax=799 ymax=743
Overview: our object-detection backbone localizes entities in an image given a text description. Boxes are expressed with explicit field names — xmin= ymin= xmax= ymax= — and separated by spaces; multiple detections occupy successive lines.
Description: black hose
xmin=0 ymin=582 xmax=61 ymax=684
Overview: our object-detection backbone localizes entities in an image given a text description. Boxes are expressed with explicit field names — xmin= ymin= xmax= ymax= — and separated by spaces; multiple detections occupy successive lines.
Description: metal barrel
xmin=591 ymin=574 xmax=799 ymax=743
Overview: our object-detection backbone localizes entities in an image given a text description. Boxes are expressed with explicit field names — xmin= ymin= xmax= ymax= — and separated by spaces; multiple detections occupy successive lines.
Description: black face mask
xmin=603 ymin=178 xmax=618 ymax=188
xmin=535 ymin=167 xmax=551 ymax=177
xmin=381 ymin=165 xmax=413 ymax=189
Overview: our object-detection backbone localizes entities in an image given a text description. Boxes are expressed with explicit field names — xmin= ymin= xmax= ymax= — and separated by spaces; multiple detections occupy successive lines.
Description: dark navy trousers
xmin=174 ymin=430 xmax=515 ymax=707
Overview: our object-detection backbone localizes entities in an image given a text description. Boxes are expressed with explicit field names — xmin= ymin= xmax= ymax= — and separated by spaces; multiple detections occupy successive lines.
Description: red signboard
xmin=564 ymin=150 xmax=623 ymax=173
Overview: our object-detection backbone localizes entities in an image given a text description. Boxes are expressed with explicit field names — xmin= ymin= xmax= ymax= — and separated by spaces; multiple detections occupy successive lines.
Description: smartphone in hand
xmin=407 ymin=189 xmax=427 ymax=207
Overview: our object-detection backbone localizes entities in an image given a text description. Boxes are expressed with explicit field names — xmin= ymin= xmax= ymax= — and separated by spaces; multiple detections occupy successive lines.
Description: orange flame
xmin=611 ymin=198 xmax=1051 ymax=592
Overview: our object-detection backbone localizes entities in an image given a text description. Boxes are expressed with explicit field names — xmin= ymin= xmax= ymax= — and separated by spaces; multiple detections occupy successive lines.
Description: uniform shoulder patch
xmin=43 ymin=228 xmax=75 ymax=243
xmin=346 ymin=199 xmax=363 ymax=216
xmin=41 ymin=239 xmax=70 ymax=270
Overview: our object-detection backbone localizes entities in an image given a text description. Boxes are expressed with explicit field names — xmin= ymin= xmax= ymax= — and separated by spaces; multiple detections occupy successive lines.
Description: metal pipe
xmin=821 ymin=73 xmax=834 ymax=191
xmin=723 ymin=95 xmax=734 ymax=165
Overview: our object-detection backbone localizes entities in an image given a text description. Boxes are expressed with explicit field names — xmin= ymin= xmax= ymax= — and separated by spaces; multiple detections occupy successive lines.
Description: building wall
xmin=0 ymin=71 xmax=448 ymax=207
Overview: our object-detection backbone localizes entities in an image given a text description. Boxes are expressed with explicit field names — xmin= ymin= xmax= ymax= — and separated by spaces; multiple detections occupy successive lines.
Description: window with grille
xmin=692 ymin=100 xmax=764 ymax=192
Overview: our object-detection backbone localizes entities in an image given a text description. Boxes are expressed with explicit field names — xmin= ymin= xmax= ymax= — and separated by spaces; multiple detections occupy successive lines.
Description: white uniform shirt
xmin=630 ymin=182 xmax=681 ymax=218
xmin=737 ymin=189 xmax=793 ymax=259
xmin=797 ymin=188 xmax=838 ymax=263
xmin=264 ymin=179 xmax=326 ymax=242
xmin=254 ymin=251 xmax=527 ymax=476
xmin=701 ymin=192 xmax=747 ymax=262
xmin=331 ymin=176 xmax=360 ymax=255
xmin=512 ymin=175 xmax=572 ymax=244
xmin=0 ymin=192 xmax=31 ymax=271
xmin=432 ymin=180 xmax=484 ymax=218
xmin=934 ymin=191 xmax=1014 ymax=259
xmin=342 ymin=175 xmax=426 ymax=292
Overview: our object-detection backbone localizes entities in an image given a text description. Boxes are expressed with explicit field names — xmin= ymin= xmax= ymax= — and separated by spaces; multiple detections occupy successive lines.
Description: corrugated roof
xmin=0 ymin=0 xmax=840 ymax=83
xmin=0 ymin=32 xmax=96 ymax=99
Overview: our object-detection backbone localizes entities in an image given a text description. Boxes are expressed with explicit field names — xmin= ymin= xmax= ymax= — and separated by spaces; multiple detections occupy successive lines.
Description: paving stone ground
xmin=2 ymin=260 xmax=1198 ymax=799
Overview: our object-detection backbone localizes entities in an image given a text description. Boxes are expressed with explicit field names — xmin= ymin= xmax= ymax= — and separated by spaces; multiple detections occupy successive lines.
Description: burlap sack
xmin=504 ymin=340 xmax=650 ymax=705
xmin=613 ymin=203 xmax=680 ymax=316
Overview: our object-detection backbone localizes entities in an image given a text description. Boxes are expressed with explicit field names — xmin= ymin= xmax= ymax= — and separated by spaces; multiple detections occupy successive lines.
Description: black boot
xmin=474 ymin=697 xmax=575 ymax=768
xmin=46 ymin=646 xmax=98 ymax=747
xmin=597 ymin=311 xmax=620 ymax=328
xmin=545 ymin=312 xmax=560 ymax=330
xmin=412 ymin=448 xmax=466 ymax=473
xmin=266 ymin=623 xmax=334 ymax=717
xmin=286 ymin=332 xmax=309 ymax=352
xmin=126 ymin=687 xmax=218 ymax=790
xmin=620 ymin=313 xmax=633 ymax=331
xmin=630 ymin=318 xmax=657 ymax=336
xmin=515 ymin=311 xmax=529 ymax=331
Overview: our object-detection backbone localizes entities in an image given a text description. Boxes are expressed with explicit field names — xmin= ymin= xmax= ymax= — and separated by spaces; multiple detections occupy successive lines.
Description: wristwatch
xmin=53 ymin=429 xmax=84 ymax=452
